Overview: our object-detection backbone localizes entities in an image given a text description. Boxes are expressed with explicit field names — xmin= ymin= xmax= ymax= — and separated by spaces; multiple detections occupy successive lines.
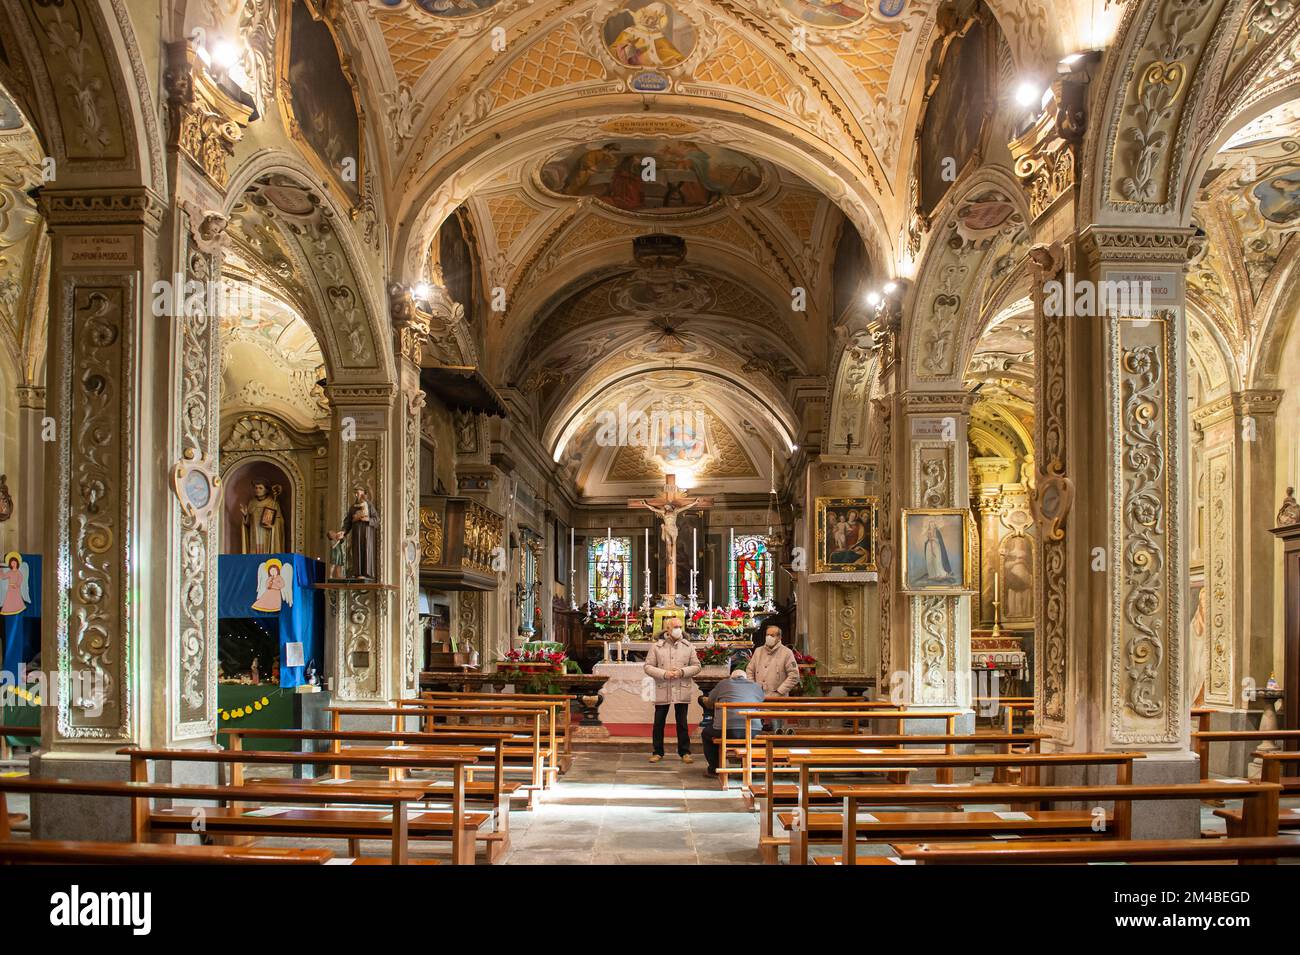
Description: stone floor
xmin=500 ymin=748 xmax=763 ymax=865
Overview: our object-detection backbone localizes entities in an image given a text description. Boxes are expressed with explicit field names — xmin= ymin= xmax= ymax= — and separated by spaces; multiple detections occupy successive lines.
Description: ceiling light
xmin=211 ymin=39 xmax=240 ymax=71
xmin=412 ymin=282 xmax=432 ymax=301
xmin=883 ymin=281 xmax=898 ymax=295
xmin=1015 ymin=81 xmax=1042 ymax=108
xmin=1059 ymin=52 xmax=1084 ymax=68
xmin=675 ymin=469 xmax=696 ymax=490
xmin=865 ymin=291 xmax=881 ymax=307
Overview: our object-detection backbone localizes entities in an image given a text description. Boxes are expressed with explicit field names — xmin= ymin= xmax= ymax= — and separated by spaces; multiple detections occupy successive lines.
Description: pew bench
xmin=720 ymin=709 xmax=962 ymax=793
xmin=828 ymin=781 xmax=1283 ymax=865
xmin=773 ymin=750 xmax=1143 ymax=864
xmin=0 ymin=841 xmax=345 ymax=865
xmin=413 ymin=693 xmax=575 ymax=773
xmin=1213 ymin=753 xmax=1300 ymax=836
xmin=331 ymin=706 xmax=554 ymax=797
xmin=225 ymin=727 xmax=520 ymax=861
xmin=401 ymin=698 xmax=566 ymax=782
xmin=877 ymin=836 xmax=1300 ymax=865
xmin=120 ymin=747 xmax=483 ymax=864
xmin=1193 ymin=730 xmax=1300 ymax=780
xmin=0 ymin=775 xmax=444 ymax=865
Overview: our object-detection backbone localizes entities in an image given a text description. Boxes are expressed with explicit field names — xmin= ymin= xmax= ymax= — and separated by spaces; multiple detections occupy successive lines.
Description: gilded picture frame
xmin=900 ymin=507 xmax=975 ymax=594
xmin=814 ymin=496 xmax=878 ymax=574
xmin=276 ymin=0 xmax=366 ymax=211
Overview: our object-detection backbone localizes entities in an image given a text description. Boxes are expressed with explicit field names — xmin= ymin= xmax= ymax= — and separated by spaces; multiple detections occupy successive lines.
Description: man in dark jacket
xmin=699 ymin=659 xmax=766 ymax=776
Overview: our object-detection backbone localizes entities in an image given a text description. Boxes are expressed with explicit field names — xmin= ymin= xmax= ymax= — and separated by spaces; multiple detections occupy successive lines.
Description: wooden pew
xmin=0 ymin=775 xmax=439 ymax=865
xmin=886 ymin=836 xmax=1300 ymax=865
xmin=224 ymin=727 xmax=518 ymax=862
xmin=778 ymin=751 xmax=1145 ymax=865
xmin=119 ymin=747 xmax=482 ymax=864
xmin=828 ymin=781 xmax=1282 ymax=865
xmin=330 ymin=706 xmax=551 ymax=802
xmin=722 ymin=709 xmax=962 ymax=792
xmin=1193 ymin=729 xmax=1300 ymax=780
xmin=0 ymin=724 xmax=38 ymax=761
xmin=0 ymin=841 xmax=341 ymax=865
xmin=743 ymin=731 xmax=1045 ymax=795
xmin=414 ymin=692 xmax=576 ymax=773
xmin=972 ymin=697 xmax=1034 ymax=733
xmin=1213 ymin=752 xmax=1300 ymax=836
xmin=401 ymin=697 xmax=566 ymax=782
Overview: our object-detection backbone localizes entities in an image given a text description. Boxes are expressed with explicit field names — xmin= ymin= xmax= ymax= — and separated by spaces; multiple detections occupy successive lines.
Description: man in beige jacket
xmin=644 ymin=615 xmax=701 ymax=763
xmin=748 ymin=624 xmax=800 ymax=697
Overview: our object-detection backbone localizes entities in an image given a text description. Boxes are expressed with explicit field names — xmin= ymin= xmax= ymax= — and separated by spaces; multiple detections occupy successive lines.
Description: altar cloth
xmin=593 ymin=661 xmax=729 ymax=736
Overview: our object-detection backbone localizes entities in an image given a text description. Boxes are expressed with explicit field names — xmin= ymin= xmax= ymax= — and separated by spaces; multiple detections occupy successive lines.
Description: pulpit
xmin=418 ymin=495 xmax=505 ymax=591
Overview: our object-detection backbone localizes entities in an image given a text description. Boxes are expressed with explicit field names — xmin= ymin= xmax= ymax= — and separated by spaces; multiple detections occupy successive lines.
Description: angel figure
xmin=0 ymin=552 xmax=29 ymax=616
xmin=251 ymin=557 xmax=294 ymax=613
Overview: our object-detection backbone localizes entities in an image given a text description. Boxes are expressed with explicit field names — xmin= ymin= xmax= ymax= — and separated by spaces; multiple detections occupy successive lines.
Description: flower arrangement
xmin=500 ymin=648 xmax=572 ymax=694
xmin=793 ymin=650 xmax=817 ymax=667
xmin=689 ymin=608 xmax=747 ymax=630
xmin=698 ymin=644 xmax=737 ymax=667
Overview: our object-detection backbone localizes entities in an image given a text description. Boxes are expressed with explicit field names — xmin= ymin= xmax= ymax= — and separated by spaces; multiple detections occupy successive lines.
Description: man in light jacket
xmin=644 ymin=615 xmax=701 ymax=763
xmin=749 ymin=624 xmax=800 ymax=697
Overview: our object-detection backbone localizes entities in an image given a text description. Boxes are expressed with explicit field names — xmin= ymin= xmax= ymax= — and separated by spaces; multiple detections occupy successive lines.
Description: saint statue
xmin=338 ymin=486 xmax=379 ymax=581
xmin=240 ymin=481 xmax=285 ymax=554
xmin=0 ymin=474 xmax=12 ymax=524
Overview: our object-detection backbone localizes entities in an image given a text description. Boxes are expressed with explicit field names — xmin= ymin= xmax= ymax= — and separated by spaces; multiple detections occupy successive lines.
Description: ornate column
xmin=38 ymin=186 xmax=165 ymax=762
xmin=971 ymin=457 xmax=1011 ymax=625
xmin=1066 ymin=225 xmax=1198 ymax=835
xmin=1236 ymin=390 xmax=1282 ymax=694
xmin=155 ymin=40 xmax=251 ymax=748
xmin=15 ymin=384 xmax=46 ymax=550
xmin=392 ymin=283 xmax=429 ymax=698
xmin=326 ymin=383 xmax=397 ymax=702
xmin=809 ymin=457 xmax=877 ymax=680
xmin=896 ymin=391 xmax=975 ymax=715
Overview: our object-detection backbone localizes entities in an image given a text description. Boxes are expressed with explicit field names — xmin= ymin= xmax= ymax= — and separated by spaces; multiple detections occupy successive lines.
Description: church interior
xmin=1 ymin=0 xmax=1300 ymax=883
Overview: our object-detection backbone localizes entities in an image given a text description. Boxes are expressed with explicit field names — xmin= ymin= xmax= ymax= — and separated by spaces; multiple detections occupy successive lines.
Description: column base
xmin=30 ymin=752 xmax=220 ymax=843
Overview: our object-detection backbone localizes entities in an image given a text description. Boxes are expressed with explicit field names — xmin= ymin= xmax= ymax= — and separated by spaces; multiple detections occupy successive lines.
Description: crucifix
xmin=629 ymin=473 xmax=713 ymax=605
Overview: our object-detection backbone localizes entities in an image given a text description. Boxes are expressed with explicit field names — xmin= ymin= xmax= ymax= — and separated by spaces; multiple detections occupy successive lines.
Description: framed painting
xmin=277 ymin=0 xmax=364 ymax=207
xmin=915 ymin=11 xmax=993 ymax=218
xmin=814 ymin=497 xmax=878 ymax=573
xmin=901 ymin=508 xmax=975 ymax=593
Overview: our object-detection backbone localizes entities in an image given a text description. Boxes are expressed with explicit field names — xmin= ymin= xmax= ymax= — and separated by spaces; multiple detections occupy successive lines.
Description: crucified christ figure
xmin=629 ymin=474 xmax=713 ymax=603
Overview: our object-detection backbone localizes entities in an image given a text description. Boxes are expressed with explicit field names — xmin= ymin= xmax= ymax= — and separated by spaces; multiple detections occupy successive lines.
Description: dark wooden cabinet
xmin=1268 ymin=523 xmax=1300 ymax=739
xmin=552 ymin=600 xmax=586 ymax=665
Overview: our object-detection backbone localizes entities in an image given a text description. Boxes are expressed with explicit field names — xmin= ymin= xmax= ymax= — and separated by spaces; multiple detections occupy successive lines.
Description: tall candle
xmin=708 ymin=579 xmax=713 ymax=609
xmin=692 ymin=527 xmax=697 ymax=573
xmin=644 ymin=527 xmax=649 ymax=572
xmin=569 ymin=526 xmax=574 ymax=573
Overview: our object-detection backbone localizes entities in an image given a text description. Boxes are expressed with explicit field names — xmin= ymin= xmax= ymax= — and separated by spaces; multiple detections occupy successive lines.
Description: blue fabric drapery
xmin=1 ymin=554 xmax=41 ymax=677
xmin=218 ymin=554 xmax=324 ymax=688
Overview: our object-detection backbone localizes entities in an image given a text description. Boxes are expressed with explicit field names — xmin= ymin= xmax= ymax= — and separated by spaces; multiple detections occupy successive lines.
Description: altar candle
xmin=644 ymin=527 xmax=649 ymax=572
xmin=708 ymin=579 xmax=713 ymax=610
xmin=569 ymin=526 xmax=574 ymax=573
xmin=692 ymin=527 xmax=697 ymax=573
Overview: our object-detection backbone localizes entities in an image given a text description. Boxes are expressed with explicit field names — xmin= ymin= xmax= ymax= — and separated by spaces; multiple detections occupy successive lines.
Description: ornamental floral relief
xmin=173 ymin=229 xmax=224 ymax=737
xmin=1107 ymin=311 xmax=1183 ymax=745
xmin=1205 ymin=449 xmax=1234 ymax=704
xmin=57 ymin=279 xmax=135 ymax=741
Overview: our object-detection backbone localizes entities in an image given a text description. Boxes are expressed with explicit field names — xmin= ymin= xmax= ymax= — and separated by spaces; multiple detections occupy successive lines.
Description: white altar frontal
xmin=593 ymin=661 xmax=730 ymax=737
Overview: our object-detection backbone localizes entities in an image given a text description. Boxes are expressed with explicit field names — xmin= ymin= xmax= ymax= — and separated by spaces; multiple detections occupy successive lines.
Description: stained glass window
xmin=729 ymin=535 xmax=774 ymax=607
xmin=588 ymin=536 xmax=631 ymax=605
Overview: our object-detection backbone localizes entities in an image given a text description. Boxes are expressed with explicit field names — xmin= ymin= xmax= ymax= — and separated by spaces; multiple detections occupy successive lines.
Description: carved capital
xmin=1009 ymin=75 xmax=1088 ymax=222
xmin=1078 ymin=226 xmax=1198 ymax=269
xmin=164 ymin=41 xmax=253 ymax=190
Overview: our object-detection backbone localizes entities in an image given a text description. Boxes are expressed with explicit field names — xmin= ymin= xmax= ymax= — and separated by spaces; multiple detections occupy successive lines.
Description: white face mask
xmin=765 ymin=635 xmax=779 ymax=648
xmin=669 ymin=627 xmax=683 ymax=640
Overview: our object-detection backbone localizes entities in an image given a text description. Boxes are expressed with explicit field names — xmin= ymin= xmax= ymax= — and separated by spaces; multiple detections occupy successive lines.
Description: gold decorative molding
xmin=164 ymin=41 xmax=253 ymax=190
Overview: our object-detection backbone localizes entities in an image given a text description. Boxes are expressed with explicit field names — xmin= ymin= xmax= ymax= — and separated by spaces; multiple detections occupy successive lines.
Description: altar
xmin=593 ymin=660 xmax=730 ymax=736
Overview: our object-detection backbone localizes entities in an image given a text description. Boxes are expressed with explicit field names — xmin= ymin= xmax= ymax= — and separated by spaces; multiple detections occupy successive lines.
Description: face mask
xmin=765 ymin=635 xmax=779 ymax=648
xmin=669 ymin=627 xmax=683 ymax=640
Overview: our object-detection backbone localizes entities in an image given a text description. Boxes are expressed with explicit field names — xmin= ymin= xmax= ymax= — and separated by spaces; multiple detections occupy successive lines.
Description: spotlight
xmin=211 ymin=39 xmax=240 ymax=71
xmin=412 ymin=282 xmax=432 ymax=301
xmin=883 ymin=281 xmax=898 ymax=295
xmin=865 ymin=291 xmax=881 ymax=307
xmin=1015 ymin=81 xmax=1042 ymax=108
